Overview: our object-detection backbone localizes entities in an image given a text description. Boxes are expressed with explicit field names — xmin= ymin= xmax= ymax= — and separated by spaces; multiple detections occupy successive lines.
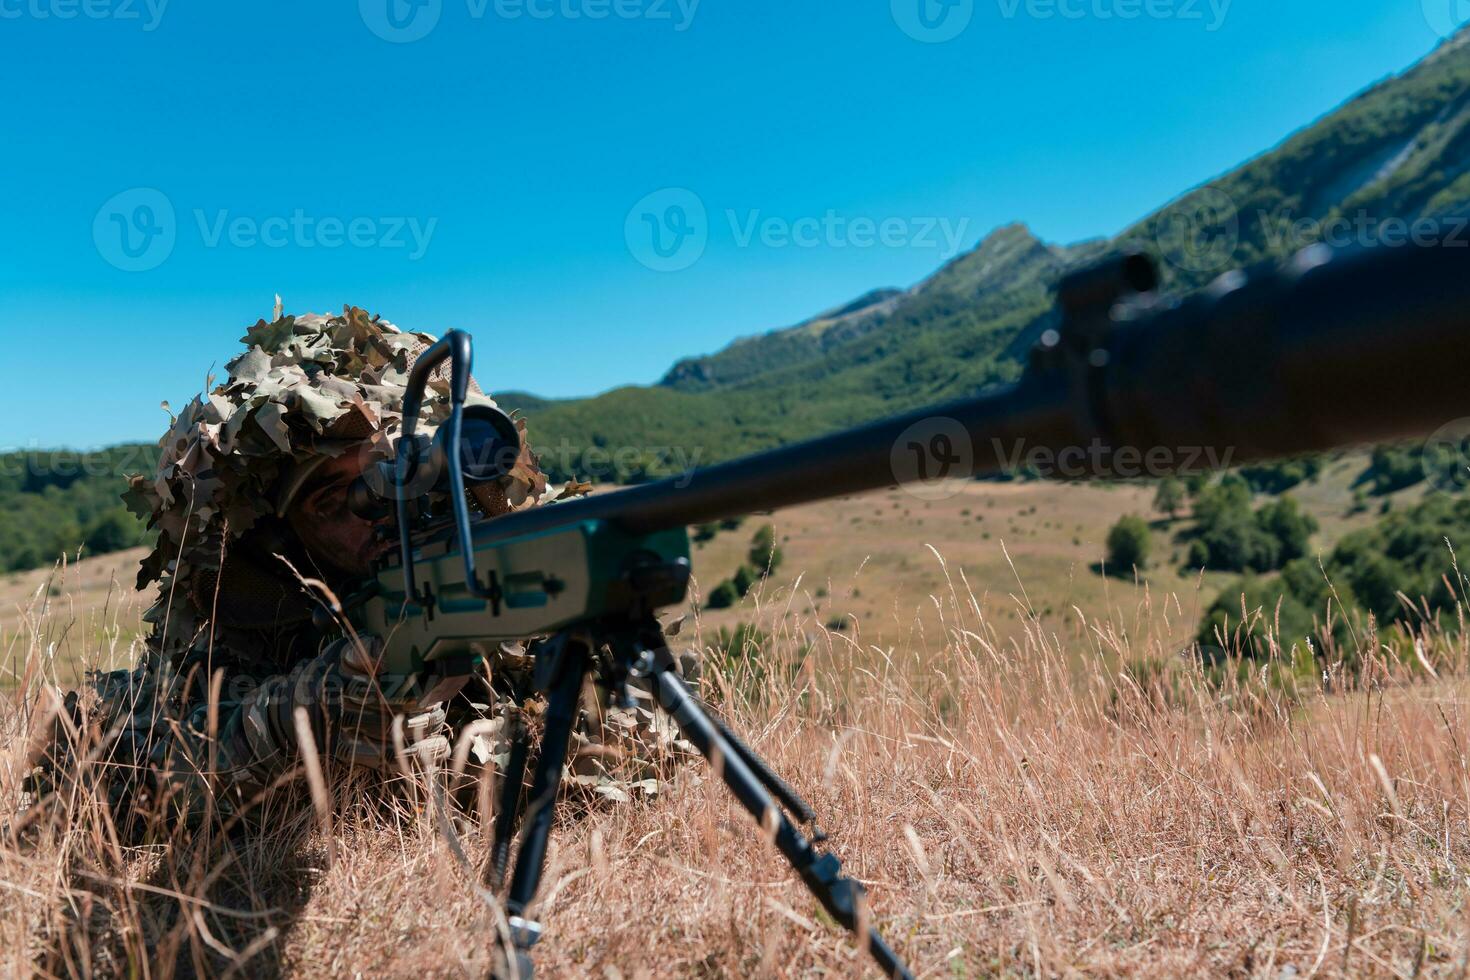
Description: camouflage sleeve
xmin=146 ymin=638 xmax=449 ymax=825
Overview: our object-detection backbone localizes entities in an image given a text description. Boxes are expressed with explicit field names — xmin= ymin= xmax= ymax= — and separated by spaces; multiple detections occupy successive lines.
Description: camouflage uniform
xmin=35 ymin=306 xmax=687 ymax=830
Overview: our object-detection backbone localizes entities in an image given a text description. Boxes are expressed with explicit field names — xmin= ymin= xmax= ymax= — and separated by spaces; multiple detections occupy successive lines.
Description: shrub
xmin=748 ymin=524 xmax=784 ymax=574
xmin=705 ymin=581 xmax=740 ymax=610
xmin=84 ymin=508 xmax=144 ymax=555
xmin=732 ymin=564 xmax=757 ymax=597
xmin=1106 ymin=515 xmax=1151 ymax=573
xmin=1187 ymin=480 xmax=1316 ymax=573
xmin=1153 ymin=477 xmax=1185 ymax=519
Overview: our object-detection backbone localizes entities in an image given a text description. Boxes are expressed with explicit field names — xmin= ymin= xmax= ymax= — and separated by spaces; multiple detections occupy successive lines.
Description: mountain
xmin=508 ymin=224 xmax=1100 ymax=482
xmin=507 ymin=29 xmax=1469 ymax=485
xmin=659 ymin=287 xmax=904 ymax=393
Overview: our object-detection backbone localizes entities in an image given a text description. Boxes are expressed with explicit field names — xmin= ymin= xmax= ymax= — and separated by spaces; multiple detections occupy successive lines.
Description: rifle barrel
xmin=478 ymin=236 xmax=1470 ymax=543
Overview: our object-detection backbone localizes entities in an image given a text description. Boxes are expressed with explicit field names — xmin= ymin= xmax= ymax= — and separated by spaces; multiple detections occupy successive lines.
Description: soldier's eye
xmin=307 ymin=480 xmax=350 ymax=514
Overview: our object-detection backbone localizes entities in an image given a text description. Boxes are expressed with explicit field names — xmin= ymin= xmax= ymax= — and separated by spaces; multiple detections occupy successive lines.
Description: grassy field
xmin=0 ymin=548 xmax=148 ymax=690
xmin=4 ymin=456 xmax=1461 ymax=978
xmin=688 ymin=453 xmax=1408 ymax=655
xmin=0 ymin=453 xmax=1397 ymax=685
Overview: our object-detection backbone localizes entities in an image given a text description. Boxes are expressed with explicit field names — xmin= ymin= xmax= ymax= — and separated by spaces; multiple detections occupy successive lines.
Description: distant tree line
xmin=1199 ymin=491 xmax=1470 ymax=660
xmin=1107 ymin=473 xmax=1318 ymax=577
xmin=0 ymin=445 xmax=154 ymax=574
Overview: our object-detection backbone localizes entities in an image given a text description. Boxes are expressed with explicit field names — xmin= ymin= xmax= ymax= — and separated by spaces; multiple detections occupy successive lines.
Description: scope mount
xmin=393 ymin=330 xmax=504 ymax=613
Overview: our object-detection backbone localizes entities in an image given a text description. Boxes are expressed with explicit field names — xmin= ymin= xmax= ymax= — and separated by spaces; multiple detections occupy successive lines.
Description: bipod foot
xmin=491 ymin=940 xmax=536 ymax=980
xmin=634 ymin=634 xmax=916 ymax=979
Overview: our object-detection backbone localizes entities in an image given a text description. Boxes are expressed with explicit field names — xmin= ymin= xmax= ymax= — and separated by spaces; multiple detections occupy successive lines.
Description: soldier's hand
xmin=319 ymin=634 xmax=450 ymax=771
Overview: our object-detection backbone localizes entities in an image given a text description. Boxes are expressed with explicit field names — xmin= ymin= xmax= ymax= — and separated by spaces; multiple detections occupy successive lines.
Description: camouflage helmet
xmin=124 ymin=305 xmax=546 ymax=594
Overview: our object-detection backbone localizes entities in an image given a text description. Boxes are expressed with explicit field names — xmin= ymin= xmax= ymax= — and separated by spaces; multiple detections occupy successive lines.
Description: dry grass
xmin=5 ymin=541 xmax=1470 ymax=978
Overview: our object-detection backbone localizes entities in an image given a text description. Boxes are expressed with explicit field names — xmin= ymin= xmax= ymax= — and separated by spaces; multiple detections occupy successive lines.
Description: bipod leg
xmin=643 ymin=650 xmax=915 ymax=980
xmin=496 ymin=634 xmax=589 ymax=976
xmin=487 ymin=711 xmax=531 ymax=890
xmin=705 ymin=707 xmax=822 ymax=837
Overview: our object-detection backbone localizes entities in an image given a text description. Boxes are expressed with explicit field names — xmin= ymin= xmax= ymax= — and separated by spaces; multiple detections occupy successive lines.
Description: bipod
xmin=487 ymin=616 xmax=914 ymax=980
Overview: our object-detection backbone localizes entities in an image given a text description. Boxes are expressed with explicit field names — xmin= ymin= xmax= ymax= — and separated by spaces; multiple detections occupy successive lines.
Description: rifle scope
xmin=346 ymin=402 xmax=522 ymax=521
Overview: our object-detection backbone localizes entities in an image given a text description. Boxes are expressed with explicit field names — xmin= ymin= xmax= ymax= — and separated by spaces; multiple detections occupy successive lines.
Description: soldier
xmin=32 ymin=305 xmax=687 ymax=832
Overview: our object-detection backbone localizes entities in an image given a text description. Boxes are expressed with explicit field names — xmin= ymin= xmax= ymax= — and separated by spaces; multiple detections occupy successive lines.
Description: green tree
xmin=84 ymin=508 xmax=143 ymax=555
xmin=705 ymin=580 xmax=740 ymax=610
xmin=732 ymin=564 xmax=758 ymax=597
xmin=1255 ymin=495 xmax=1318 ymax=564
xmin=1106 ymin=515 xmax=1151 ymax=573
xmin=748 ymin=524 xmax=784 ymax=574
xmin=1153 ymin=477 xmax=1185 ymax=520
xmin=1197 ymin=575 xmax=1319 ymax=657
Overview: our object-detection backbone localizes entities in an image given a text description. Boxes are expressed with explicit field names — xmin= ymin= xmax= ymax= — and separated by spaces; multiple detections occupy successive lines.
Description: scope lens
xmin=454 ymin=405 xmax=521 ymax=484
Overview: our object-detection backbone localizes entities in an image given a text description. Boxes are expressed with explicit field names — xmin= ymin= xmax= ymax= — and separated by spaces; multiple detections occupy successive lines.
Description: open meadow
xmin=3 ymin=464 xmax=1467 ymax=977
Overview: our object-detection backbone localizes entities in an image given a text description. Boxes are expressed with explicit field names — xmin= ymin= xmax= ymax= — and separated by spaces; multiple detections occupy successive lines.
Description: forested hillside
xmin=0 ymin=446 xmax=154 ymax=573
xmin=510 ymin=29 xmax=1470 ymax=484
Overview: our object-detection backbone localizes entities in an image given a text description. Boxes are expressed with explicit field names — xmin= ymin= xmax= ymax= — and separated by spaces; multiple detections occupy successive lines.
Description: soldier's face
xmin=287 ymin=451 xmax=395 ymax=578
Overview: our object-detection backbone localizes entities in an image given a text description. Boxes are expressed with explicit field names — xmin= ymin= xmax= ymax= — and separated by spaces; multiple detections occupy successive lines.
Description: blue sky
xmin=2 ymin=0 xmax=1464 ymax=448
